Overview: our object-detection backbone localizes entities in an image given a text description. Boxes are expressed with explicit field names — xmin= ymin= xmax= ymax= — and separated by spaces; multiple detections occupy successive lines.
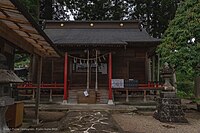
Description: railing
xmin=16 ymin=81 xmax=163 ymax=102
xmin=17 ymin=82 xmax=64 ymax=89
xmin=16 ymin=82 xmax=64 ymax=102
xmin=113 ymin=81 xmax=163 ymax=102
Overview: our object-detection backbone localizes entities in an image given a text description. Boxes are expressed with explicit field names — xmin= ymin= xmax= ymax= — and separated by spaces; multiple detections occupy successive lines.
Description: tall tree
xmin=158 ymin=0 xmax=200 ymax=80
xmin=130 ymin=0 xmax=180 ymax=38
xmin=20 ymin=0 xmax=180 ymax=38
xmin=51 ymin=0 xmax=179 ymax=38
xmin=20 ymin=0 xmax=39 ymax=20
xmin=55 ymin=0 xmax=129 ymax=20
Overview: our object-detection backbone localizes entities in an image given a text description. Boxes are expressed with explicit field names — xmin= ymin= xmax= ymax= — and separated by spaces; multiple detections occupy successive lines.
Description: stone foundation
xmin=154 ymin=93 xmax=188 ymax=123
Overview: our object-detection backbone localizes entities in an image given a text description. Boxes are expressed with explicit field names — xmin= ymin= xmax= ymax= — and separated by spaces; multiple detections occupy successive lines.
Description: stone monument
xmin=0 ymin=54 xmax=23 ymax=133
xmin=154 ymin=62 xmax=188 ymax=123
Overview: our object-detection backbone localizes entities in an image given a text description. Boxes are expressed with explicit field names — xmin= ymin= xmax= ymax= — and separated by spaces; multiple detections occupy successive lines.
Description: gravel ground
xmin=112 ymin=110 xmax=200 ymax=133
xmin=10 ymin=108 xmax=200 ymax=133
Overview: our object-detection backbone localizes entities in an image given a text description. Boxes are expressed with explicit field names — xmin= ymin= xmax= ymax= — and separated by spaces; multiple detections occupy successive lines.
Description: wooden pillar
xmin=32 ymin=54 xmax=37 ymax=83
xmin=95 ymin=50 xmax=98 ymax=91
xmin=157 ymin=54 xmax=160 ymax=82
xmin=63 ymin=52 xmax=68 ymax=103
xmin=148 ymin=58 xmax=152 ymax=82
xmin=87 ymin=50 xmax=90 ymax=91
xmin=35 ymin=56 xmax=42 ymax=124
xmin=156 ymin=54 xmax=160 ymax=95
xmin=152 ymin=55 xmax=155 ymax=82
xmin=108 ymin=53 xmax=113 ymax=104
xmin=126 ymin=89 xmax=129 ymax=102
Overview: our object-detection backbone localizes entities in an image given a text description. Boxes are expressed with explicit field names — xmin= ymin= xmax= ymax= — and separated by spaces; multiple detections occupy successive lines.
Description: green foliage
xmin=57 ymin=0 xmax=129 ymax=20
xmin=14 ymin=53 xmax=30 ymax=68
xmin=53 ymin=0 xmax=179 ymax=37
xmin=19 ymin=0 xmax=39 ymax=20
xmin=158 ymin=0 xmax=200 ymax=81
xmin=130 ymin=0 xmax=180 ymax=38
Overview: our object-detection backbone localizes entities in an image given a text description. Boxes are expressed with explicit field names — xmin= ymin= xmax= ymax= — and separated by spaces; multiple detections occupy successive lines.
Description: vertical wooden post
xmin=152 ymin=55 xmax=155 ymax=82
xmin=148 ymin=58 xmax=152 ymax=82
xmin=108 ymin=53 xmax=113 ymax=104
xmin=32 ymin=89 xmax=35 ymax=100
xmin=143 ymin=90 xmax=147 ymax=102
xmin=126 ymin=89 xmax=129 ymax=102
xmin=156 ymin=54 xmax=160 ymax=95
xmin=87 ymin=50 xmax=90 ymax=91
xmin=157 ymin=54 xmax=160 ymax=82
xmin=95 ymin=50 xmax=98 ymax=91
xmin=32 ymin=54 xmax=37 ymax=83
xmin=63 ymin=52 xmax=68 ymax=103
xmin=49 ymin=89 xmax=52 ymax=102
xmin=35 ymin=56 xmax=42 ymax=124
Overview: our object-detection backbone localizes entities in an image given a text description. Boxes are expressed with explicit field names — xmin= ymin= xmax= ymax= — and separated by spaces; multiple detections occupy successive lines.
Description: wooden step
xmin=68 ymin=89 xmax=109 ymax=104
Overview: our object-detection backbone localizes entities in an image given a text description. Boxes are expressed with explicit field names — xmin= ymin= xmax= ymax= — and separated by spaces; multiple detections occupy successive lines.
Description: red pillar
xmin=108 ymin=52 xmax=112 ymax=100
xmin=64 ymin=52 xmax=68 ymax=101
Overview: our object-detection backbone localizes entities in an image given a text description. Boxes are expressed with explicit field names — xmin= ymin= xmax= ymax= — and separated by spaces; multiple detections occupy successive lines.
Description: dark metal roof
xmin=44 ymin=28 xmax=160 ymax=46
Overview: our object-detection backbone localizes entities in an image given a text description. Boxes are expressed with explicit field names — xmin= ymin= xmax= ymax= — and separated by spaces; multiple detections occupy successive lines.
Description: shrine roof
xmin=44 ymin=20 xmax=160 ymax=46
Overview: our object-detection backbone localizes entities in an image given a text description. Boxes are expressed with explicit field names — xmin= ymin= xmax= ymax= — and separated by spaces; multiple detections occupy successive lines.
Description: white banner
xmin=112 ymin=79 xmax=124 ymax=88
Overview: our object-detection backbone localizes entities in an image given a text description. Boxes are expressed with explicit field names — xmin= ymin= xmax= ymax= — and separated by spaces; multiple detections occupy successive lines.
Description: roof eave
xmin=10 ymin=0 xmax=61 ymax=57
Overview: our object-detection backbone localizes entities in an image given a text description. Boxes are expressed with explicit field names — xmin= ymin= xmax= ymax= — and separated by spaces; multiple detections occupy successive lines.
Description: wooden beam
xmin=0 ymin=3 xmax=16 ymax=10
xmin=20 ymin=35 xmax=45 ymax=41
xmin=10 ymin=26 xmax=38 ymax=34
xmin=0 ymin=15 xmax=30 ymax=24
xmin=0 ymin=21 xmax=43 ymax=57
xmin=0 ymin=9 xmax=10 ymax=17
xmin=0 ymin=7 xmax=21 ymax=14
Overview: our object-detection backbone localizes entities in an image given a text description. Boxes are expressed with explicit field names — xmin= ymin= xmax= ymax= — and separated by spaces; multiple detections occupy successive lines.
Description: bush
xmin=176 ymin=81 xmax=194 ymax=98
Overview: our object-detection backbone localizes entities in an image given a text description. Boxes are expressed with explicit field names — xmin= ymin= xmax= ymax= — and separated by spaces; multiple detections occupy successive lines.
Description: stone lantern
xmin=160 ymin=62 xmax=175 ymax=98
xmin=160 ymin=62 xmax=175 ymax=91
xmin=0 ymin=54 xmax=23 ymax=133
xmin=154 ymin=62 xmax=188 ymax=123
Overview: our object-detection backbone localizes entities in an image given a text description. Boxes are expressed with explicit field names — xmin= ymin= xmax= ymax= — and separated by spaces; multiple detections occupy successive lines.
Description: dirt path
xmin=14 ymin=110 xmax=123 ymax=133
xmin=112 ymin=110 xmax=200 ymax=133
xmin=11 ymin=108 xmax=200 ymax=133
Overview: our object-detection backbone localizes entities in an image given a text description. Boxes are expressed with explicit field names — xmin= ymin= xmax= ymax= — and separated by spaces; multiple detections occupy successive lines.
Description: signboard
xmin=112 ymin=79 xmax=124 ymax=88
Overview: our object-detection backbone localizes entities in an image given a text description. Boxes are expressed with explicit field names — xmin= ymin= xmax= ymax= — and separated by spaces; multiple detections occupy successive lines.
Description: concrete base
xmin=62 ymin=100 xmax=68 ymax=105
xmin=107 ymin=100 xmax=114 ymax=105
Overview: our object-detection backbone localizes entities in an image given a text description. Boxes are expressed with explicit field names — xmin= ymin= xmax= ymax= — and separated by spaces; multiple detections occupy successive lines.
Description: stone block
xmin=157 ymin=98 xmax=181 ymax=105
xmin=160 ymin=91 xmax=176 ymax=98
xmin=154 ymin=97 xmax=188 ymax=123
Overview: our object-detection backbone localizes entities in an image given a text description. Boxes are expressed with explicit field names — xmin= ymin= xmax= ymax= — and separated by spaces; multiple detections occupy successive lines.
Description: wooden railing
xmin=113 ymin=81 xmax=163 ymax=102
xmin=16 ymin=82 xmax=64 ymax=101
xmin=16 ymin=81 xmax=163 ymax=102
